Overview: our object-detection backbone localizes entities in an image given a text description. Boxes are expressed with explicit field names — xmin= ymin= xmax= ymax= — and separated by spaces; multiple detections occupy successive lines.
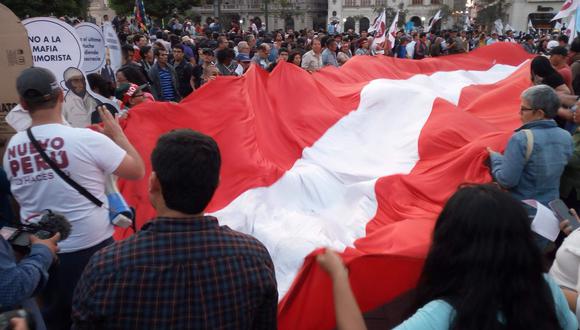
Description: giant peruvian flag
xmin=118 ymin=43 xmax=532 ymax=329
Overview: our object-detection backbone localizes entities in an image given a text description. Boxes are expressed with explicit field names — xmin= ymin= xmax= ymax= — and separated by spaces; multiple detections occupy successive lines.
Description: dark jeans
xmin=41 ymin=237 xmax=113 ymax=330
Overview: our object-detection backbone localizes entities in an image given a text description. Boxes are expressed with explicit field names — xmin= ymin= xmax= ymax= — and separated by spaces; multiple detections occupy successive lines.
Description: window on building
xmin=412 ymin=0 xmax=422 ymax=5
xmin=361 ymin=0 xmax=371 ymax=6
xmin=431 ymin=0 xmax=440 ymax=4
xmin=376 ymin=0 xmax=387 ymax=6
xmin=345 ymin=0 xmax=357 ymax=6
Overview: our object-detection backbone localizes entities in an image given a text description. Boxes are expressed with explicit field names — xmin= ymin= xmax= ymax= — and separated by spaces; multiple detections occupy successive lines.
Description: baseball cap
xmin=115 ymin=83 xmax=147 ymax=105
xmin=550 ymin=45 xmax=568 ymax=56
xmin=202 ymin=48 xmax=214 ymax=56
xmin=236 ymin=53 xmax=251 ymax=62
xmin=547 ymin=40 xmax=559 ymax=51
xmin=16 ymin=67 xmax=61 ymax=103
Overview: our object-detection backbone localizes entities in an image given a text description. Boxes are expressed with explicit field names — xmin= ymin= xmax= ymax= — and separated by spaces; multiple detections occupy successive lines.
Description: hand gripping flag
xmin=117 ymin=43 xmax=533 ymax=330
xmin=553 ymin=0 xmax=578 ymax=21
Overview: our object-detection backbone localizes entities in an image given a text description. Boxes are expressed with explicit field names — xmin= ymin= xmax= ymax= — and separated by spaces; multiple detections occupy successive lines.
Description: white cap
xmin=547 ymin=40 xmax=559 ymax=51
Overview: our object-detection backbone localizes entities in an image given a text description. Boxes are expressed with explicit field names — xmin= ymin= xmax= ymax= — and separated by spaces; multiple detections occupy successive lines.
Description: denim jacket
xmin=490 ymin=119 xmax=573 ymax=206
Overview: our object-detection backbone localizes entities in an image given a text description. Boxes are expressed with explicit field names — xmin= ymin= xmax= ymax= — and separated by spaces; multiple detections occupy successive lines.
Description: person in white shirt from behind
xmin=3 ymin=67 xmax=145 ymax=329
xmin=6 ymin=104 xmax=69 ymax=132
xmin=550 ymin=209 xmax=580 ymax=324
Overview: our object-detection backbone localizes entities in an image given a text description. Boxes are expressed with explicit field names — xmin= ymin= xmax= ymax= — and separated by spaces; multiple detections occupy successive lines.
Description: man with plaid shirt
xmin=72 ymin=129 xmax=278 ymax=329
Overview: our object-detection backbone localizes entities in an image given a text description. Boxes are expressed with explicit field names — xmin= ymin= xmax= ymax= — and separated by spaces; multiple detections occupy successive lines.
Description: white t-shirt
xmin=406 ymin=41 xmax=416 ymax=59
xmin=3 ymin=124 xmax=126 ymax=253
xmin=6 ymin=104 xmax=70 ymax=132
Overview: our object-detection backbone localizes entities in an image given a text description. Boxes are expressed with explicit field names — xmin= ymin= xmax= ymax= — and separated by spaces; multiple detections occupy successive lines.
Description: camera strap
xmin=26 ymin=128 xmax=104 ymax=207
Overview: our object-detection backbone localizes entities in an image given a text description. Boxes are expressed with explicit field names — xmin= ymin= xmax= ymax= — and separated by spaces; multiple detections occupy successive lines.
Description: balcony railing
xmin=344 ymin=0 xmax=358 ymax=7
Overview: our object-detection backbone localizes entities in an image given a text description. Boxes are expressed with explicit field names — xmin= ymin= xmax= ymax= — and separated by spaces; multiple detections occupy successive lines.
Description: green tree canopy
xmin=108 ymin=0 xmax=200 ymax=18
xmin=2 ymin=0 xmax=86 ymax=19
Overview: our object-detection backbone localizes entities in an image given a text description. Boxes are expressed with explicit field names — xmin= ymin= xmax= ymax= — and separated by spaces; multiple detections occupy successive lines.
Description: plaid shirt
xmin=72 ymin=216 xmax=277 ymax=329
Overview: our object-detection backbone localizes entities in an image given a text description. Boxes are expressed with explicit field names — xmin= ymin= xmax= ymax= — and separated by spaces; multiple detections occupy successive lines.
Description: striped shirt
xmin=72 ymin=216 xmax=278 ymax=329
xmin=159 ymin=67 xmax=177 ymax=101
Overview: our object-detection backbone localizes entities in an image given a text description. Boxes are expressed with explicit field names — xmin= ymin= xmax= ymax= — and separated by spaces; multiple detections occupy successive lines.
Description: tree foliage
xmin=108 ymin=0 xmax=200 ymax=18
xmin=2 ymin=0 xmax=86 ymax=19
xmin=475 ymin=0 xmax=511 ymax=31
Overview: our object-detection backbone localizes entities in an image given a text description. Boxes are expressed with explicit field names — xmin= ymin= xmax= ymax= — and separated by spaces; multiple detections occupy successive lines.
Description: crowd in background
xmin=6 ymin=10 xmax=580 ymax=330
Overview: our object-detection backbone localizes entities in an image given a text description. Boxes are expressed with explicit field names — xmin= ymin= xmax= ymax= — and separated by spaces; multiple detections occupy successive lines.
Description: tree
xmin=108 ymin=0 xmax=200 ymax=18
xmin=475 ymin=0 xmax=511 ymax=32
xmin=2 ymin=0 xmax=86 ymax=19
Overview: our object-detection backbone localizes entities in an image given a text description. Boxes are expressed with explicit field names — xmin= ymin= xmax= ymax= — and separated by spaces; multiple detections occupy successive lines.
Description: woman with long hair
xmin=317 ymin=185 xmax=577 ymax=330
xmin=531 ymin=56 xmax=571 ymax=94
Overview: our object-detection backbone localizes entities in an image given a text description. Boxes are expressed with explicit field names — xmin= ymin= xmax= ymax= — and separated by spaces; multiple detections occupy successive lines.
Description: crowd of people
xmin=4 ymin=11 xmax=580 ymax=330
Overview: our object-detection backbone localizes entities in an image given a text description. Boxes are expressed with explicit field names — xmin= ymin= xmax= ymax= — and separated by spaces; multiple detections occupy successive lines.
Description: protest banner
xmin=75 ymin=22 xmax=106 ymax=74
xmin=22 ymin=17 xmax=84 ymax=80
xmin=103 ymin=21 xmax=122 ymax=73
xmin=23 ymin=17 xmax=118 ymax=128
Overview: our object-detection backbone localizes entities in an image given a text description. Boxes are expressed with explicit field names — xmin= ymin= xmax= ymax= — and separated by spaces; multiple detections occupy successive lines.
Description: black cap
xmin=17 ymin=67 xmax=61 ymax=103
xmin=550 ymin=45 xmax=568 ymax=56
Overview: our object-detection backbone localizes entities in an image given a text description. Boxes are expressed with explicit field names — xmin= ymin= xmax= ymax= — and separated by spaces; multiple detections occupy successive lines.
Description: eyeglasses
xmin=520 ymin=106 xmax=535 ymax=113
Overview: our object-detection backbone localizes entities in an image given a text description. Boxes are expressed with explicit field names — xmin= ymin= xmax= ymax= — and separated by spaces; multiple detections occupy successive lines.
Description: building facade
xmin=88 ymin=0 xmax=115 ymax=25
xmin=328 ymin=0 xmax=454 ymax=34
xmin=190 ymin=0 xmax=328 ymax=32
xmin=507 ymin=0 xmax=564 ymax=32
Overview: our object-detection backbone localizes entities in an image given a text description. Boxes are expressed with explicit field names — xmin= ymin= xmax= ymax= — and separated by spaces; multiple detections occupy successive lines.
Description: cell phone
xmin=549 ymin=199 xmax=580 ymax=231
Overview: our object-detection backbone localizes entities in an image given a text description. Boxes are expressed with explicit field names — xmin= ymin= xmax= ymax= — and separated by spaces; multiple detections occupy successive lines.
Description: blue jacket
xmin=0 ymin=238 xmax=53 ymax=329
xmin=490 ymin=119 xmax=573 ymax=206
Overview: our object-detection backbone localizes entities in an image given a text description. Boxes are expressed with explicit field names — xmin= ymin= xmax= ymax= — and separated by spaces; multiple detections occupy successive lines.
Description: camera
xmin=0 ymin=210 xmax=71 ymax=250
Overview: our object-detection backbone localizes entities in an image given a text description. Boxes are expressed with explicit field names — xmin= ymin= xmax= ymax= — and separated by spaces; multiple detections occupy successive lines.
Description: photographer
xmin=0 ymin=231 xmax=59 ymax=330
xmin=3 ymin=67 xmax=145 ymax=329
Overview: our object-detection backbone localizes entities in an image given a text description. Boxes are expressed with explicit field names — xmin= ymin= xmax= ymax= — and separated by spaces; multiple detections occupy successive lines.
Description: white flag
xmin=369 ymin=10 xmax=385 ymax=34
xmin=494 ymin=19 xmax=504 ymax=34
xmin=505 ymin=23 xmax=513 ymax=31
xmin=555 ymin=21 xmax=563 ymax=30
xmin=528 ymin=19 xmax=536 ymax=32
xmin=565 ymin=14 xmax=576 ymax=43
xmin=464 ymin=15 xmax=470 ymax=31
xmin=370 ymin=10 xmax=387 ymax=47
xmin=553 ymin=0 xmax=578 ymax=21
xmin=388 ymin=11 xmax=400 ymax=50
xmin=426 ymin=10 xmax=442 ymax=33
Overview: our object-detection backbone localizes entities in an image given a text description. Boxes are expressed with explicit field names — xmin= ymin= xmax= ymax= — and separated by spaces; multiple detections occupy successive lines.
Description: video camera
xmin=0 ymin=210 xmax=71 ymax=251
